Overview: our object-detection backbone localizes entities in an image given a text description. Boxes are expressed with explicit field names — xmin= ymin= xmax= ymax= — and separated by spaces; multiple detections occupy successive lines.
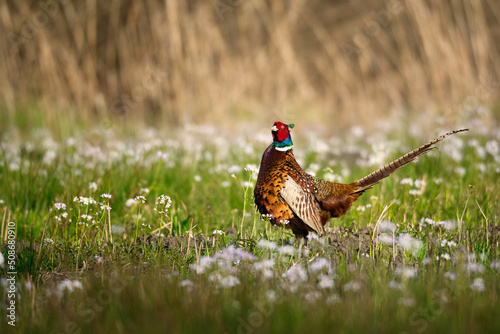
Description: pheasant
xmin=254 ymin=122 xmax=468 ymax=239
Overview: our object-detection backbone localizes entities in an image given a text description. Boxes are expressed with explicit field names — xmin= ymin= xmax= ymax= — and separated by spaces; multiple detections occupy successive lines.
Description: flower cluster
xmin=419 ymin=217 xmax=457 ymax=231
xmin=134 ymin=195 xmax=147 ymax=204
xmin=212 ymin=230 xmax=225 ymax=236
xmin=154 ymin=194 xmax=172 ymax=216
xmin=54 ymin=203 xmax=67 ymax=211
xmin=53 ymin=202 xmax=69 ymax=222
xmin=73 ymin=196 xmax=97 ymax=206
xmin=401 ymin=177 xmax=427 ymax=196
xmin=57 ymin=279 xmax=83 ymax=297
xmin=190 ymin=246 xmax=256 ymax=288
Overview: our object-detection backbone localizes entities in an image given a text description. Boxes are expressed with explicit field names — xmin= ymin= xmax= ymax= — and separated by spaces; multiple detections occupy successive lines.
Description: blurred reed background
xmin=0 ymin=0 xmax=499 ymax=133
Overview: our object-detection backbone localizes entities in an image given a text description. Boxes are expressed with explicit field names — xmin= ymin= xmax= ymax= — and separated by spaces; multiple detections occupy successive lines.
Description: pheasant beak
xmin=271 ymin=125 xmax=279 ymax=132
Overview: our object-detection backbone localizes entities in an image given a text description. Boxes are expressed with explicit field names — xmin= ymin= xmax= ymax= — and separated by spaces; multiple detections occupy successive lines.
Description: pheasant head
xmin=271 ymin=122 xmax=294 ymax=151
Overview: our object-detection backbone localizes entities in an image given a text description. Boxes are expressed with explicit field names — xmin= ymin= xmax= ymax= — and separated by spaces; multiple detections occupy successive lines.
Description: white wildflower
xmin=324 ymin=172 xmax=342 ymax=182
xmin=409 ymin=189 xmax=422 ymax=196
xmin=73 ymin=196 xmax=97 ymax=206
xmin=257 ymin=239 xmax=278 ymax=250
xmin=419 ymin=217 xmax=435 ymax=227
xmin=438 ymin=253 xmax=451 ymax=261
xmin=81 ymin=214 xmax=93 ymax=222
xmin=212 ymin=230 xmax=225 ymax=236
xmin=266 ymin=290 xmax=277 ymax=303
xmin=448 ymin=240 xmax=457 ymax=247
xmin=326 ymin=294 xmax=342 ymax=305
xmin=57 ymin=279 xmax=83 ymax=296
xmin=395 ymin=267 xmax=418 ymax=279
xmin=179 ymin=279 xmax=194 ymax=287
xmin=217 ymin=275 xmax=240 ymax=288
xmin=467 ymin=263 xmax=485 ymax=274
xmin=377 ymin=233 xmax=395 ymax=246
xmin=490 ymin=261 xmax=500 ymax=272
xmin=227 ymin=165 xmax=241 ymax=174
xmin=241 ymin=181 xmax=254 ymax=188
xmin=213 ymin=245 xmax=256 ymax=265
xmin=343 ymin=280 xmax=362 ymax=292
xmin=397 ymin=233 xmax=423 ymax=257
xmin=254 ymin=259 xmax=275 ymax=279
xmin=155 ymin=195 xmax=172 ymax=207
xmin=486 ymin=140 xmax=499 ymax=156
xmin=435 ymin=220 xmax=457 ymax=231
xmin=100 ymin=193 xmax=112 ymax=199
xmin=100 ymin=204 xmax=111 ymax=211
xmin=414 ymin=179 xmax=426 ymax=189
xmin=125 ymin=198 xmax=138 ymax=207
xmin=191 ymin=256 xmax=216 ymax=274
xmin=244 ymin=164 xmax=259 ymax=173
xmin=306 ymin=234 xmax=318 ymax=241
xmin=454 ymin=167 xmax=466 ymax=177
xmin=310 ymin=258 xmax=333 ymax=273
xmin=304 ymin=291 xmax=322 ymax=302
xmin=209 ymin=272 xmax=240 ymax=288
xmin=134 ymin=195 xmax=146 ymax=204
xmin=317 ymin=274 xmax=334 ymax=289
xmin=379 ymin=220 xmax=397 ymax=233
xmin=400 ymin=178 xmax=414 ymax=186
xmin=88 ymin=182 xmax=98 ymax=192
xmin=444 ymin=271 xmax=456 ymax=281
xmin=282 ymin=265 xmax=308 ymax=285
xmin=54 ymin=203 xmax=66 ymax=211
xmin=278 ymin=245 xmax=297 ymax=255
xmin=111 ymin=225 xmax=125 ymax=235
xmin=388 ymin=280 xmax=403 ymax=290
xmin=155 ymin=194 xmax=173 ymax=215
xmin=470 ymin=278 xmax=485 ymax=292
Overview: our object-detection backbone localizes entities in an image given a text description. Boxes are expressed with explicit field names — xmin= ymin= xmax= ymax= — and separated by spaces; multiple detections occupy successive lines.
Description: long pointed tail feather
xmin=354 ymin=129 xmax=468 ymax=193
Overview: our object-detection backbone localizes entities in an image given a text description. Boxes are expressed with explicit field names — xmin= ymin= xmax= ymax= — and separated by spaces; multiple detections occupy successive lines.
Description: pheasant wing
xmin=281 ymin=177 xmax=325 ymax=235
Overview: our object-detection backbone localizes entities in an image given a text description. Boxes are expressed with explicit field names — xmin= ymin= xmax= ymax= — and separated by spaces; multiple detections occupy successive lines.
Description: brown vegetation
xmin=1 ymin=0 xmax=499 ymax=128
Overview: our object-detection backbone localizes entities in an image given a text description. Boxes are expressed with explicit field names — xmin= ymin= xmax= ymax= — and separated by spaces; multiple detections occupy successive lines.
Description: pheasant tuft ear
xmin=287 ymin=124 xmax=294 ymax=129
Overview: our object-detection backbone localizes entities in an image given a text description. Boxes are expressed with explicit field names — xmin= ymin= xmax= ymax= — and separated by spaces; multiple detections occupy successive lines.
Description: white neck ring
xmin=275 ymin=145 xmax=293 ymax=152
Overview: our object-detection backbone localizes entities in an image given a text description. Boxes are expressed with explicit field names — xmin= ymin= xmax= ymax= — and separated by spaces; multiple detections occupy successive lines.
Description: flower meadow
xmin=1 ymin=115 xmax=500 ymax=333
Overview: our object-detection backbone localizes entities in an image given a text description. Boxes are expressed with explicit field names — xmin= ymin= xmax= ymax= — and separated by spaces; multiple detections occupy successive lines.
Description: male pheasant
xmin=254 ymin=122 xmax=468 ymax=239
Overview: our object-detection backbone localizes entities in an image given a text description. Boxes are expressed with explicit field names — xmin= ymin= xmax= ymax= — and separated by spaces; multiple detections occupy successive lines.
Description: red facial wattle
xmin=277 ymin=128 xmax=289 ymax=142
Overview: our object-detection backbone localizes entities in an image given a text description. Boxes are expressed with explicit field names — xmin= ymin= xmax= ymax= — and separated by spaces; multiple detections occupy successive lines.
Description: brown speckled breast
xmin=254 ymin=147 xmax=318 ymax=228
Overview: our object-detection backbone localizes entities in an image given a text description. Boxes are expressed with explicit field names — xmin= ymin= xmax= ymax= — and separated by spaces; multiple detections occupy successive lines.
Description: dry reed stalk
xmin=0 ymin=0 xmax=498 ymax=130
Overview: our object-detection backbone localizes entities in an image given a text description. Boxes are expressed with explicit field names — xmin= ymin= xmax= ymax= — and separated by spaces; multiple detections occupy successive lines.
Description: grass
xmin=1 ymin=110 xmax=500 ymax=333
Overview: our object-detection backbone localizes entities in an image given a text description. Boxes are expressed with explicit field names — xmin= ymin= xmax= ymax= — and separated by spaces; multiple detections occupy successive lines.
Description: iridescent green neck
xmin=271 ymin=136 xmax=293 ymax=151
